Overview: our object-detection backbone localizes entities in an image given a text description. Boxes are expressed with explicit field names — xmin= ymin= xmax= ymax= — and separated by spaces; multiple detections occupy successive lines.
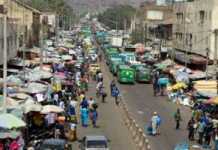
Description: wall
xmin=173 ymin=0 xmax=218 ymax=60
xmin=0 ymin=17 xmax=18 ymax=64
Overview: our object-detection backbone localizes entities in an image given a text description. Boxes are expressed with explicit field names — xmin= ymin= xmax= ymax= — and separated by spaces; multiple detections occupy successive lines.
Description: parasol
xmin=0 ymin=113 xmax=26 ymax=129
xmin=23 ymin=102 xmax=42 ymax=114
xmin=24 ymin=82 xmax=48 ymax=94
xmin=61 ymin=55 xmax=72 ymax=61
xmin=0 ymin=130 xmax=21 ymax=139
xmin=41 ymin=105 xmax=64 ymax=114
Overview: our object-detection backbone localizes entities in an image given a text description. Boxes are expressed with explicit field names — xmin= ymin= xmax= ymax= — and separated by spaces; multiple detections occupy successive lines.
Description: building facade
xmin=0 ymin=0 xmax=41 ymax=63
xmin=173 ymin=0 xmax=218 ymax=60
xmin=140 ymin=1 xmax=173 ymax=46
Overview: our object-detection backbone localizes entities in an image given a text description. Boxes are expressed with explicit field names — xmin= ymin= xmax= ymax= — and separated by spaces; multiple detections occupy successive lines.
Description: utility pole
xmin=3 ymin=3 xmax=7 ymax=113
xmin=22 ymin=0 xmax=26 ymax=79
xmin=205 ymin=48 xmax=209 ymax=80
xmin=214 ymin=29 xmax=218 ymax=94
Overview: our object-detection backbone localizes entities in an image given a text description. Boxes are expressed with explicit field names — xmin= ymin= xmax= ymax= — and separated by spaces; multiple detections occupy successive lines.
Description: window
xmin=176 ymin=12 xmax=184 ymax=23
xmin=199 ymin=10 xmax=205 ymax=24
xmin=209 ymin=11 xmax=212 ymax=21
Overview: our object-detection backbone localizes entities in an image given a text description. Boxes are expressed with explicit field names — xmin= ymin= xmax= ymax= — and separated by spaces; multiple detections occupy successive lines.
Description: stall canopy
xmin=204 ymin=97 xmax=218 ymax=105
xmin=41 ymin=105 xmax=64 ymax=114
xmin=0 ymin=114 xmax=26 ymax=129
xmin=0 ymin=130 xmax=21 ymax=139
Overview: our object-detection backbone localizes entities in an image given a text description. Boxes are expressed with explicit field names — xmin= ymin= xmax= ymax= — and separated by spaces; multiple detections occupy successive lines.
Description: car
xmin=89 ymin=63 xmax=101 ymax=76
xmin=80 ymin=135 xmax=109 ymax=150
xmin=38 ymin=138 xmax=71 ymax=150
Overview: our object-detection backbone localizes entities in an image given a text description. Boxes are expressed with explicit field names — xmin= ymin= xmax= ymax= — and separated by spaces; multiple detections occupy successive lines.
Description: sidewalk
xmin=71 ymin=63 xmax=136 ymax=149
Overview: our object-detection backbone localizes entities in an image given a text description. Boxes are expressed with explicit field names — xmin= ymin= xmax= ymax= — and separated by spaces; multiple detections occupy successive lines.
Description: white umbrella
xmin=0 ymin=113 xmax=26 ymax=129
xmin=61 ymin=55 xmax=72 ymax=61
xmin=41 ymin=105 xmax=64 ymax=114
xmin=23 ymin=103 xmax=42 ymax=114
xmin=24 ymin=82 xmax=48 ymax=94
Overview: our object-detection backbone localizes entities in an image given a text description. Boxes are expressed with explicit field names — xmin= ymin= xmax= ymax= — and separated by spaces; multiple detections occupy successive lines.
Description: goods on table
xmin=194 ymin=80 xmax=217 ymax=98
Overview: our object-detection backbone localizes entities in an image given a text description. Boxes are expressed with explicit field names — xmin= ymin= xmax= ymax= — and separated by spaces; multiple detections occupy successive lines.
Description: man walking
xmin=110 ymin=79 xmax=116 ymax=96
xmin=187 ymin=117 xmax=195 ymax=141
xmin=152 ymin=70 xmax=159 ymax=96
xmin=151 ymin=112 xmax=159 ymax=136
xmin=174 ymin=108 xmax=182 ymax=129
xmin=112 ymin=86 xmax=120 ymax=105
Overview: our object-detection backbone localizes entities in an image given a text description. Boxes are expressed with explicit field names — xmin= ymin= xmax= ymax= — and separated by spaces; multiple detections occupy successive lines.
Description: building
xmin=173 ymin=0 xmax=218 ymax=61
xmin=139 ymin=1 xmax=173 ymax=47
xmin=0 ymin=0 xmax=41 ymax=63
xmin=40 ymin=12 xmax=56 ymax=38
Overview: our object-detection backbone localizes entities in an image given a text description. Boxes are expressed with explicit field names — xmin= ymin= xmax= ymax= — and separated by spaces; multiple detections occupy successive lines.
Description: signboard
xmin=147 ymin=10 xmax=163 ymax=20
xmin=111 ymin=37 xmax=123 ymax=47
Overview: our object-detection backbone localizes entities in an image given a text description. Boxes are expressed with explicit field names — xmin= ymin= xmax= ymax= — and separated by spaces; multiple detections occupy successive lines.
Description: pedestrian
xmin=17 ymin=136 xmax=24 ymax=150
xmin=151 ymin=112 xmax=159 ymax=136
xmin=53 ymin=93 xmax=59 ymax=105
xmin=90 ymin=107 xmax=98 ymax=128
xmin=96 ymin=81 xmax=103 ymax=98
xmin=111 ymin=86 xmax=120 ymax=105
xmin=67 ymin=101 xmax=76 ymax=117
xmin=45 ymin=113 xmax=57 ymax=129
xmin=187 ymin=117 xmax=195 ymax=141
xmin=174 ymin=108 xmax=182 ymax=129
xmin=59 ymin=100 xmax=65 ymax=110
xmin=152 ymin=71 xmax=159 ymax=96
xmin=80 ymin=97 xmax=89 ymax=109
xmin=152 ymin=80 xmax=158 ymax=96
xmin=80 ymin=107 xmax=89 ymax=127
xmin=110 ymin=79 xmax=116 ymax=96
xmin=96 ymin=71 xmax=103 ymax=82
xmin=214 ymin=126 xmax=218 ymax=150
xmin=88 ymin=97 xmax=96 ymax=110
xmin=204 ymin=120 xmax=213 ymax=147
xmin=100 ymin=87 xmax=107 ymax=103
xmin=98 ymin=53 xmax=102 ymax=62
xmin=197 ymin=119 xmax=206 ymax=145
xmin=9 ymin=139 xmax=19 ymax=150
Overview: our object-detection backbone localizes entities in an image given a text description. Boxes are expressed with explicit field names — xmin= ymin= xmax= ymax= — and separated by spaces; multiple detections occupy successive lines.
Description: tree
xmin=22 ymin=0 xmax=76 ymax=29
xmin=98 ymin=5 xmax=136 ymax=30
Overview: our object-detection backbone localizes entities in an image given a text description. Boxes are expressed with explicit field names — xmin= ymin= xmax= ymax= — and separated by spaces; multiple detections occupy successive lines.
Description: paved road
xmin=71 ymin=65 xmax=136 ymax=150
xmin=102 ymin=62 xmax=192 ymax=150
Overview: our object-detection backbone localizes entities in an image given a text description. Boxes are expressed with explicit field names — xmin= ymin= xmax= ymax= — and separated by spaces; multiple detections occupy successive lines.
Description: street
xmin=71 ymin=63 xmax=136 ymax=150
xmin=101 ymin=59 xmax=192 ymax=150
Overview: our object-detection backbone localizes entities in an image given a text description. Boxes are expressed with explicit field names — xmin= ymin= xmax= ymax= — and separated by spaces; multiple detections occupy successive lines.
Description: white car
xmin=80 ymin=135 xmax=109 ymax=150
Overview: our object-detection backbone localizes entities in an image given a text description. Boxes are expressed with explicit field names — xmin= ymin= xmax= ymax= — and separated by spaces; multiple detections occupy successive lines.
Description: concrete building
xmin=173 ymin=0 xmax=218 ymax=61
xmin=0 ymin=0 xmax=41 ymax=63
xmin=139 ymin=1 xmax=173 ymax=47
xmin=40 ymin=12 xmax=56 ymax=38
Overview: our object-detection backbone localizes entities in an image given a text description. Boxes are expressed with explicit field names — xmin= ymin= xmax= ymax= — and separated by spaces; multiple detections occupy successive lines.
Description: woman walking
xmin=80 ymin=107 xmax=89 ymax=127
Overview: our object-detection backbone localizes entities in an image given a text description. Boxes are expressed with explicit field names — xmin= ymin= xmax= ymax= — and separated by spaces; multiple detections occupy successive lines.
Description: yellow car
xmin=89 ymin=63 xmax=101 ymax=76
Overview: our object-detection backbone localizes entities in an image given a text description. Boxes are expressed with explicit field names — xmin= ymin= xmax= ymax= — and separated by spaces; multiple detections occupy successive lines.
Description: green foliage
xmin=24 ymin=0 xmax=74 ymax=16
xmin=98 ymin=5 xmax=136 ymax=30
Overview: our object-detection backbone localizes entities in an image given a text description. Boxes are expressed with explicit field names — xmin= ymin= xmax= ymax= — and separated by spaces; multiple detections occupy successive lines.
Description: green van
xmin=109 ymin=59 xmax=124 ymax=75
xmin=117 ymin=65 xmax=135 ymax=84
xmin=130 ymin=63 xmax=151 ymax=82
